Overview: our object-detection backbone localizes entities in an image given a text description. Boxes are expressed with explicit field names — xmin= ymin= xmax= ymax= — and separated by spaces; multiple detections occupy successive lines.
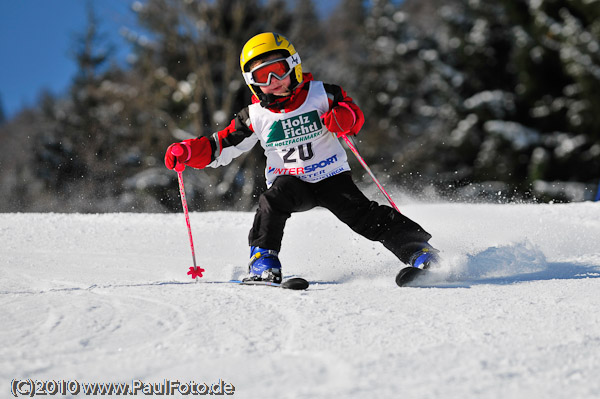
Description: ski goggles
xmin=242 ymin=54 xmax=301 ymax=87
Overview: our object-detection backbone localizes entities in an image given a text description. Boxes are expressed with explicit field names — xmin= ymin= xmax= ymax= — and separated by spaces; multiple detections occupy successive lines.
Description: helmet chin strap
xmin=257 ymin=88 xmax=296 ymax=108
xmin=258 ymin=92 xmax=283 ymax=108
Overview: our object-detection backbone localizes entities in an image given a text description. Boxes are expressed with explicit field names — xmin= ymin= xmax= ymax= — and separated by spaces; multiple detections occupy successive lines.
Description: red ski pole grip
xmin=171 ymin=143 xmax=187 ymax=172
xmin=171 ymin=143 xmax=185 ymax=157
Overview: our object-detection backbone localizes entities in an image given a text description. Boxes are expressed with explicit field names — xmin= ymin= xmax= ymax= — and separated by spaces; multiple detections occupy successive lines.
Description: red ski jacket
xmin=183 ymin=73 xmax=364 ymax=169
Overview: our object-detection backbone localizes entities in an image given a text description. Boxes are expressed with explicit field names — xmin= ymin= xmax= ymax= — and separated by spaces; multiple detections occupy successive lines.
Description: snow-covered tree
xmin=124 ymin=0 xmax=300 ymax=211
xmin=357 ymin=0 xmax=600 ymax=200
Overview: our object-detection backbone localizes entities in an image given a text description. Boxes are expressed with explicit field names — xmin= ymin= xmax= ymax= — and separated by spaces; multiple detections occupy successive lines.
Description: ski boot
xmin=243 ymin=246 xmax=283 ymax=284
xmin=409 ymin=243 xmax=440 ymax=270
xmin=396 ymin=243 xmax=440 ymax=286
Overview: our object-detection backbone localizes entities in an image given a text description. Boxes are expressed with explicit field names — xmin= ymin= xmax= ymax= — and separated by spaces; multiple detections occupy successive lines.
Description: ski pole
xmin=341 ymin=135 xmax=401 ymax=213
xmin=171 ymin=145 xmax=205 ymax=281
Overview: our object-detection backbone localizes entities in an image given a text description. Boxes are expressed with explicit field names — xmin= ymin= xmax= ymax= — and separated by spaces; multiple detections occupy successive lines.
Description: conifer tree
xmin=127 ymin=0 xmax=297 ymax=211
xmin=433 ymin=0 xmax=600 ymax=197
xmin=361 ymin=0 xmax=600 ymax=200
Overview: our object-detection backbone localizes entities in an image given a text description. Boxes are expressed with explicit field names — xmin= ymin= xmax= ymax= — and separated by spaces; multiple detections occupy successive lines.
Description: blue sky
xmin=0 ymin=0 xmax=134 ymax=119
xmin=0 ymin=0 xmax=339 ymax=120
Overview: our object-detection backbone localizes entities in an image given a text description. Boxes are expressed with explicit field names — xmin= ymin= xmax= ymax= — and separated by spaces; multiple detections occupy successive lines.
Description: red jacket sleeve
xmin=178 ymin=107 xmax=255 ymax=169
xmin=183 ymin=107 xmax=258 ymax=169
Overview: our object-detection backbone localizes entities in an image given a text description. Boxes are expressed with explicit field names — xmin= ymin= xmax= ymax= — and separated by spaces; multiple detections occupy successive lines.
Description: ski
xmin=229 ymin=277 xmax=309 ymax=290
xmin=395 ymin=267 xmax=427 ymax=287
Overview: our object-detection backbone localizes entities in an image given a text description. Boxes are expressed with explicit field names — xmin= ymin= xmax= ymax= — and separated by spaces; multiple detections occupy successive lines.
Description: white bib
xmin=248 ymin=81 xmax=350 ymax=187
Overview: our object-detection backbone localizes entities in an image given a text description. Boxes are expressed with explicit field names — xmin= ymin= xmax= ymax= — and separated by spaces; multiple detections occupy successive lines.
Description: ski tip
xmin=281 ymin=277 xmax=309 ymax=290
xmin=395 ymin=267 xmax=426 ymax=287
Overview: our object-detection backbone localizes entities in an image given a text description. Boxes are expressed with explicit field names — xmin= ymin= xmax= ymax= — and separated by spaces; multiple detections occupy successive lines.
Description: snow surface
xmin=1 ymin=202 xmax=600 ymax=398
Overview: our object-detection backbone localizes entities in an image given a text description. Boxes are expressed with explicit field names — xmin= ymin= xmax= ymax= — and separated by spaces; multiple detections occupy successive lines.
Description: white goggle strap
xmin=242 ymin=54 xmax=301 ymax=86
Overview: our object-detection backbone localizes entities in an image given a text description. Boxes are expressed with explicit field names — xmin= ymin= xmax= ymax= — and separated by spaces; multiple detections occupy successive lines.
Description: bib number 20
xmin=283 ymin=143 xmax=314 ymax=163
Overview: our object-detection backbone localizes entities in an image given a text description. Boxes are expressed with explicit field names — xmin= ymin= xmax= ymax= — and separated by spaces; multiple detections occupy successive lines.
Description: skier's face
xmin=251 ymin=54 xmax=292 ymax=97
xmin=260 ymin=75 xmax=291 ymax=96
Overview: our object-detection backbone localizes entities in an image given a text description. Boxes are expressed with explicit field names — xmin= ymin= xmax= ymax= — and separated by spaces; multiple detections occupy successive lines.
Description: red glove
xmin=322 ymin=102 xmax=357 ymax=136
xmin=164 ymin=137 xmax=212 ymax=171
xmin=165 ymin=142 xmax=190 ymax=171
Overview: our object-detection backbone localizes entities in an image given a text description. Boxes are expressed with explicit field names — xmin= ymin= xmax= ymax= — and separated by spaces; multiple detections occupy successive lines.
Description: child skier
xmin=165 ymin=32 xmax=438 ymax=284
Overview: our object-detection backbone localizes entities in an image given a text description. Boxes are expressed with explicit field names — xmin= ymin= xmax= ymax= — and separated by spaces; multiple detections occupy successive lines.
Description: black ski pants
xmin=248 ymin=172 xmax=432 ymax=264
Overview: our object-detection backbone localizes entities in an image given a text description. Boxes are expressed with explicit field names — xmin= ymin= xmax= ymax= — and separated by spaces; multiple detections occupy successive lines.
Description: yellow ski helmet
xmin=240 ymin=32 xmax=303 ymax=99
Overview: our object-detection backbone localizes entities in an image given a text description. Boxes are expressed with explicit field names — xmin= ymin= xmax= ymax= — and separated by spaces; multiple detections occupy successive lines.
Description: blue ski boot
xmin=243 ymin=246 xmax=283 ymax=284
xmin=409 ymin=243 xmax=440 ymax=270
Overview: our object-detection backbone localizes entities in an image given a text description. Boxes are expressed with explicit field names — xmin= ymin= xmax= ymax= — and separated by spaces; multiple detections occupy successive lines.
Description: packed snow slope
xmin=1 ymin=202 xmax=600 ymax=399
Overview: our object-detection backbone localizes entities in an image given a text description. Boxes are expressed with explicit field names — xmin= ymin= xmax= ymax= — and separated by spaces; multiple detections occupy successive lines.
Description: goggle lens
xmin=252 ymin=60 xmax=290 ymax=84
